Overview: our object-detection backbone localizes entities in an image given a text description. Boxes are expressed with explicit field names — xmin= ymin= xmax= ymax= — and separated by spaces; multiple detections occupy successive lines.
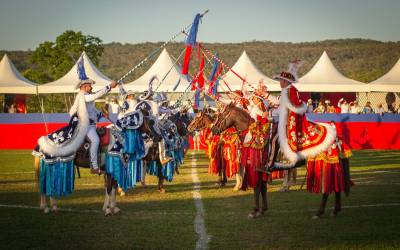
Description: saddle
xmin=97 ymin=127 xmax=110 ymax=146
xmin=74 ymin=126 xmax=109 ymax=169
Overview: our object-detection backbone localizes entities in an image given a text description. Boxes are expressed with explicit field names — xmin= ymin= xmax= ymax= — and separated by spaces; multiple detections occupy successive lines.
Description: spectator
xmin=350 ymin=101 xmax=362 ymax=114
xmin=387 ymin=103 xmax=396 ymax=113
xmin=362 ymin=101 xmax=374 ymax=114
xmin=107 ymin=96 xmax=119 ymax=114
xmin=306 ymin=99 xmax=314 ymax=113
xmin=338 ymin=98 xmax=349 ymax=113
xmin=313 ymin=101 xmax=326 ymax=113
xmin=7 ymin=103 xmax=16 ymax=113
xmin=375 ymin=103 xmax=385 ymax=115
xmin=325 ymin=100 xmax=335 ymax=113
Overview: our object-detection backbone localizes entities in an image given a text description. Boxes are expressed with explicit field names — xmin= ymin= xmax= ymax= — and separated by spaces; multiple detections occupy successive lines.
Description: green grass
xmin=0 ymin=149 xmax=399 ymax=249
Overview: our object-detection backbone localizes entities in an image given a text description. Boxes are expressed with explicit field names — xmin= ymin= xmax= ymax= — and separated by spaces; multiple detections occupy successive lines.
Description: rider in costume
xmin=78 ymin=78 xmax=117 ymax=174
xmin=273 ymin=61 xmax=336 ymax=167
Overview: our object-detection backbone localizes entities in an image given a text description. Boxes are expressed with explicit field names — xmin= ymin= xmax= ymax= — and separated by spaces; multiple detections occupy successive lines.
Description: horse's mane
xmin=226 ymin=102 xmax=252 ymax=121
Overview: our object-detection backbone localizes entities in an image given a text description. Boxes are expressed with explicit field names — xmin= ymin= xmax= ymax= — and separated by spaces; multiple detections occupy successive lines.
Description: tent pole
xmin=63 ymin=93 xmax=69 ymax=112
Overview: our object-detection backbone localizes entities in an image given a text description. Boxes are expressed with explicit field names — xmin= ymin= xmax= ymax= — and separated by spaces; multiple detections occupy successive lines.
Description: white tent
xmin=0 ymin=54 xmax=37 ymax=94
xmin=38 ymin=52 xmax=111 ymax=94
xmin=124 ymin=49 xmax=190 ymax=92
xmin=358 ymin=57 xmax=400 ymax=111
xmin=367 ymin=57 xmax=400 ymax=92
xmin=219 ymin=51 xmax=280 ymax=92
xmin=298 ymin=51 xmax=367 ymax=92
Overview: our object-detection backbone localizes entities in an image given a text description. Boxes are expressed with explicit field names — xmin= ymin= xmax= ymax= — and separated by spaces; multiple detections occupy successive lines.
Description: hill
xmin=2 ymin=39 xmax=400 ymax=84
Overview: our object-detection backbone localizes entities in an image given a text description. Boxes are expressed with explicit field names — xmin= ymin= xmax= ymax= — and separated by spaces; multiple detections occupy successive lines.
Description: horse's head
xmin=188 ymin=110 xmax=214 ymax=133
xmin=211 ymin=102 xmax=252 ymax=135
xmin=167 ymin=112 xmax=188 ymax=136
xmin=141 ymin=116 xmax=162 ymax=142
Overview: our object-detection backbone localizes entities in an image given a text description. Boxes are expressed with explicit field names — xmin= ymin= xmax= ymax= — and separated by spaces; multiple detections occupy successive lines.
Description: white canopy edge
xmin=124 ymin=49 xmax=190 ymax=93
xmin=0 ymin=54 xmax=37 ymax=94
xmin=297 ymin=51 xmax=368 ymax=92
xmin=37 ymin=52 xmax=111 ymax=94
xmin=219 ymin=51 xmax=281 ymax=92
xmin=367 ymin=57 xmax=400 ymax=92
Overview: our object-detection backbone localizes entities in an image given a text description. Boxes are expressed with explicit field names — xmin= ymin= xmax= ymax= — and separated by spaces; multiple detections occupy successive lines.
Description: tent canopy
xmin=124 ymin=49 xmax=190 ymax=92
xmin=0 ymin=54 xmax=37 ymax=94
xmin=219 ymin=51 xmax=280 ymax=92
xmin=38 ymin=52 xmax=111 ymax=94
xmin=298 ymin=51 xmax=367 ymax=92
xmin=367 ymin=57 xmax=400 ymax=92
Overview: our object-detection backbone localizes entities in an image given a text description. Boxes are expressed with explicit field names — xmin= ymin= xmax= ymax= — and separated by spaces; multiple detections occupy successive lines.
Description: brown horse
xmin=211 ymin=103 xmax=272 ymax=217
xmin=188 ymin=109 xmax=243 ymax=190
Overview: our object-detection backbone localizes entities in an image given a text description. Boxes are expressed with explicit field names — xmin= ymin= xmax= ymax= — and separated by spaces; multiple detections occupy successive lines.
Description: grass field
xmin=0 ymin=149 xmax=399 ymax=249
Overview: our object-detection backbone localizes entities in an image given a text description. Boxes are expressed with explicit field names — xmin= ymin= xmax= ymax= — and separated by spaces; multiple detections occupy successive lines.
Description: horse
xmin=33 ymin=110 xmax=155 ymax=215
xmin=188 ymin=109 xmax=243 ymax=190
xmin=210 ymin=102 xmax=273 ymax=217
xmin=134 ymin=101 xmax=178 ymax=193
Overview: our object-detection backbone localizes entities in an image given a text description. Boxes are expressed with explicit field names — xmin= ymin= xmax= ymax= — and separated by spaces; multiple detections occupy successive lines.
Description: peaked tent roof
xmin=298 ymin=51 xmax=367 ymax=92
xmin=124 ymin=49 xmax=190 ymax=92
xmin=38 ymin=52 xmax=111 ymax=94
xmin=0 ymin=54 xmax=37 ymax=94
xmin=367 ymin=57 xmax=400 ymax=92
xmin=219 ymin=51 xmax=280 ymax=92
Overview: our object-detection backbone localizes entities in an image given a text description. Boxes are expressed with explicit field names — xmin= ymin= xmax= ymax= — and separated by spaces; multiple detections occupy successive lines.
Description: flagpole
xmin=117 ymin=10 xmax=209 ymax=84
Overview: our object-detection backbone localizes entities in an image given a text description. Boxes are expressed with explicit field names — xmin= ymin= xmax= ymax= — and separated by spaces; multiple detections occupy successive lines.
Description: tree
xmin=29 ymin=30 xmax=103 ymax=81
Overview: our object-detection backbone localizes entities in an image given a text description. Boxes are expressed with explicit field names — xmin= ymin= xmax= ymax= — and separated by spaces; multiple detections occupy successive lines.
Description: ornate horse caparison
xmin=211 ymin=103 xmax=273 ymax=216
xmin=34 ymin=111 xmax=154 ymax=215
xmin=188 ymin=109 xmax=243 ymax=190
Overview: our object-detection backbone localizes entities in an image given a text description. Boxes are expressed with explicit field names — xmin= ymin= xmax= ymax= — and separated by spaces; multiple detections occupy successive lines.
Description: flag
xmin=182 ymin=13 xmax=201 ymax=75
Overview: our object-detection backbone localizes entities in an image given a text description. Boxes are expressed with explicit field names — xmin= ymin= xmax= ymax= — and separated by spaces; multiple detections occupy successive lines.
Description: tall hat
xmin=75 ymin=55 xmax=95 ymax=89
xmin=274 ymin=60 xmax=303 ymax=83
xmin=139 ymin=75 xmax=158 ymax=101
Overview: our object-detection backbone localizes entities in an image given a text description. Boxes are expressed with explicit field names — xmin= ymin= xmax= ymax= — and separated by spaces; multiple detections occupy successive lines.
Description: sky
xmin=1 ymin=0 xmax=400 ymax=50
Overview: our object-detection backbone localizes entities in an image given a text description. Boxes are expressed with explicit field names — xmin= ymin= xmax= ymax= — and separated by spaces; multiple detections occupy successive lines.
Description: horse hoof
xmin=312 ymin=215 xmax=321 ymax=220
xmin=159 ymin=188 xmax=166 ymax=194
xmin=51 ymin=206 xmax=59 ymax=213
xmin=330 ymin=211 xmax=338 ymax=217
xmin=112 ymin=207 xmax=121 ymax=214
xmin=43 ymin=207 xmax=50 ymax=214
xmin=248 ymin=211 xmax=262 ymax=219
xmin=105 ymin=208 xmax=112 ymax=216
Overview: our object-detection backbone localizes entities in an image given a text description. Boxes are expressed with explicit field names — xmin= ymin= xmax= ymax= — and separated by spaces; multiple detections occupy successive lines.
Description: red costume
xmin=221 ymin=128 xmax=240 ymax=178
xmin=277 ymin=84 xmax=336 ymax=166
xmin=306 ymin=124 xmax=354 ymax=194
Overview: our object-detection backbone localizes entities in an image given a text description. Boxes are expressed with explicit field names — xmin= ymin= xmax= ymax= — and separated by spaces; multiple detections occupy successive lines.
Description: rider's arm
xmin=84 ymin=84 xmax=112 ymax=102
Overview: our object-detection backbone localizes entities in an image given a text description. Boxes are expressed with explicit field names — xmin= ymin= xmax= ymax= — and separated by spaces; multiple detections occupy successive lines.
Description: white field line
xmin=0 ymin=171 xmax=35 ymax=175
xmin=0 ymin=202 xmax=399 ymax=215
xmin=191 ymin=152 xmax=211 ymax=250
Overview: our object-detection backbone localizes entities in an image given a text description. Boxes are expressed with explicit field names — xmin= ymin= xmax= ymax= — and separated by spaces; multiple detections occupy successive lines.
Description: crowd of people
xmin=307 ymin=98 xmax=400 ymax=114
